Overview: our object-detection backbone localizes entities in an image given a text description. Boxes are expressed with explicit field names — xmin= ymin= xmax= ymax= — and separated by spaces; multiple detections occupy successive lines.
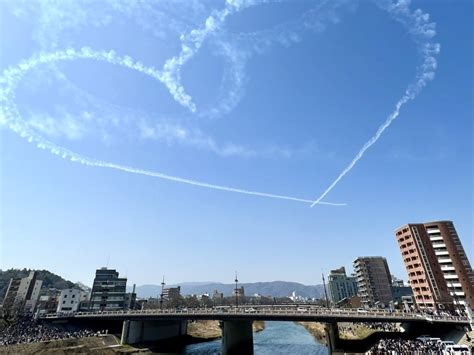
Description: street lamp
xmin=160 ymin=275 xmax=165 ymax=310
xmin=234 ymin=271 xmax=239 ymax=308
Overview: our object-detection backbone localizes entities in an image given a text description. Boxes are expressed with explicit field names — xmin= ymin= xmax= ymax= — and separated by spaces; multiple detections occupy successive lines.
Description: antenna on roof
xmin=106 ymin=253 xmax=110 ymax=268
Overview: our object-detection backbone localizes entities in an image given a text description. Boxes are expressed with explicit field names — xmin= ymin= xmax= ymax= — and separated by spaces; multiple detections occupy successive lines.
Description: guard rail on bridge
xmin=39 ymin=307 xmax=470 ymax=325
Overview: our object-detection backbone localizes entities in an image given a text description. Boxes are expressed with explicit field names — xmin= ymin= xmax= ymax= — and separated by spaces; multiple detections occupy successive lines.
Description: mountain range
xmin=0 ymin=269 xmax=325 ymax=301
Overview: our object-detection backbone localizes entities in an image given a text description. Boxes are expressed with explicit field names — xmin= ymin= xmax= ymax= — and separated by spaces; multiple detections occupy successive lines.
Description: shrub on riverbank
xmin=298 ymin=321 xmax=377 ymax=344
xmin=187 ymin=320 xmax=265 ymax=340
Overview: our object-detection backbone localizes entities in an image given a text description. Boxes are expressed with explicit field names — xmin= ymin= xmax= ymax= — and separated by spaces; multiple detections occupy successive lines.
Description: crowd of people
xmin=0 ymin=316 xmax=106 ymax=346
xmin=368 ymin=338 xmax=471 ymax=354
xmin=369 ymin=338 xmax=444 ymax=354
xmin=363 ymin=322 xmax=399 ymax=332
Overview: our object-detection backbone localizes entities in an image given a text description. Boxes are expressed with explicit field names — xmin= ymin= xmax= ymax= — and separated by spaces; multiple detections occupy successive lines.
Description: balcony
xmin=443 ymin=274 xmax=459 ymax=280
xmin=431 ymin=243 xmax=446 ymax=249
xmin=438 ymin=258 xmax=452 ymax=264
xmin=429 ymin=236 xmax=443 ymax=242
xmin=440 ymin=265 xmax=455 ymax=271
xmin=435 ymin=251 xmax=449 ymax=256
xmin=447 ymin=283 xmax=462 ymax=288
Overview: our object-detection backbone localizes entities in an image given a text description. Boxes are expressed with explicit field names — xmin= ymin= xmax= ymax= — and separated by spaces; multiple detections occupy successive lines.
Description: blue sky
xmin=0 ymin=0 xmax=472 ymax=287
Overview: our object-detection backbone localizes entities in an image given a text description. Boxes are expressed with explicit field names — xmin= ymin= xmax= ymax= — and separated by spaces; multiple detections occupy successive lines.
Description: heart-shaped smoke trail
xmin=0 ymin=0 xmax=439 ymax=207
xmin=0 ymin=48 xmax=344 ymax=206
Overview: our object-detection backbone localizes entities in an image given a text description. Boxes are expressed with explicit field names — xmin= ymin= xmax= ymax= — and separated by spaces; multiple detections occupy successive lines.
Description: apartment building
xmin=328 ymin=267 xmax=358 ymax=304
xmin=89 ymin=268 xmax=127 ymax=311
xmin=2 ymin=271 xmax=43 ymax=314
xmin=353 ymin=257 xmax=393 ymax=307
xmin=396 ymin=221 xmax=473 ymax=311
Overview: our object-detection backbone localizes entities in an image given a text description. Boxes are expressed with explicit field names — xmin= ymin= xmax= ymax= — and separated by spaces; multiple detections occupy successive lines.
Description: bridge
xmin=40 ymin=307 xmax=471 ymax=354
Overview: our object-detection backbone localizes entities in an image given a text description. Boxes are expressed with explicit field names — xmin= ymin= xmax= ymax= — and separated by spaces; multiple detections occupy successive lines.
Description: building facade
xmin=89 ymin=268 xmax=127 ymax=311
xmin=233 ymin=286 xmax=245 ymax=298
xmin=391 ymin=282 xmax=413 ymax=307
xmin=396 ymin=221 xmax=473 ymax=311
xmin=212 ymin=290 xmax=224 ymax=304
xmin=57 ymin=288 xmax=89 ymax=313
xmin=2 ymin=271 xmax=43 ymax=314
xmin=353 ymin=257 xmax=393 ymax=308
xmin=327 ymin=267 xmax=358 ymax=304
xmin=163 ymin=286 xmax=181 ymax=301
xmin=36 ymin=288 xmax=62 ymax=315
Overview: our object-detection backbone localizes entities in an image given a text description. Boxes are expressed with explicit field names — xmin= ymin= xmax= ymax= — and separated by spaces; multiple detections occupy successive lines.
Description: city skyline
xmin=0 ymin=0 xmax=472 ymax=286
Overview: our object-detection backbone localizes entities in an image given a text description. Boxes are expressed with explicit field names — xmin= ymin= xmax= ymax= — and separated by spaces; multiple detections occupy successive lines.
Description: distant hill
xmin=0 ymin=269 xmax=76 ymax=302
xmin=130 ymin=281 xmax=325 ymax=299
xmin=0 ymin=269 xmax=326 ymax=303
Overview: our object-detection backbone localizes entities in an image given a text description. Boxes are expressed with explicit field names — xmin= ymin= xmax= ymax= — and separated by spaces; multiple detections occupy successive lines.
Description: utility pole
xmin=234 ymin=271 xmax=239 ymax=308
xmin=322 ymin=272 xmax=330 ymax=308
xmin=160 ymin=275 xmax=165 ymax=310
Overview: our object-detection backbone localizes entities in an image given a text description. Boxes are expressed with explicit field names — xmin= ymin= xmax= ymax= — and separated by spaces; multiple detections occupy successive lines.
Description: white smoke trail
xmin=160 ymin=0 xmax=245 ymax=113
xmin=311 ymin=0 xmax=440 ymax=207
xmin=0 ymin=47 xmax=345 ymax=206
xmin=164 ymin=0 xmax=344 ymax=117
xmin=1 ymin=0 xmax=439 ymax=207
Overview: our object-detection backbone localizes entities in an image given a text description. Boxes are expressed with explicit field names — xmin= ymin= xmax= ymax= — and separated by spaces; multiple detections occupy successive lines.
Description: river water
xmin=183 ymin=321 xmax=328 ymax=354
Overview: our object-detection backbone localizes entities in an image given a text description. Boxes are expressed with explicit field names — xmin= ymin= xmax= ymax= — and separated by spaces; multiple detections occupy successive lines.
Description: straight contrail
xmin=311 ymin=1 xmax=440 ymax=207
xmin=0 ymin=47 xmax=344 ymax=206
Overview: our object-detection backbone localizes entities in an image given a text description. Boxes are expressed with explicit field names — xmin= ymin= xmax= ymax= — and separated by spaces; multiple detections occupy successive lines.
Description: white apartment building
xmin=2 ymin=271 xmax=43 ymax=314
xmin=57 ymin=288 xmax=89 ymax=313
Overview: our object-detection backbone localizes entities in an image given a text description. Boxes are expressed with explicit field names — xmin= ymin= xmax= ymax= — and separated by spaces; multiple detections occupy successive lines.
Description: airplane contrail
xmin=160 ymin=0 xmax=256 ymax=113
xmin=0 ymin=47 xmax=345 ymax=206
xmin=311 ymin=1 xmax=440 ymax=207
xmin=0 ymin=0 xmax=440 ymax=208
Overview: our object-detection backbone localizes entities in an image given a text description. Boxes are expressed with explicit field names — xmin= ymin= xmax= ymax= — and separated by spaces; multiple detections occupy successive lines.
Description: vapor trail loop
xmin=0 ymin=47 xmax=344 ymax=206
xmin=0 ymin=0 xmax=440 ymax=208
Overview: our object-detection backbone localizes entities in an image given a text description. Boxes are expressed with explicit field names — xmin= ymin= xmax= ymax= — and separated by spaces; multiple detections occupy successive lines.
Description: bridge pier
xmin=120 ymin=319 xmax=187 ymax=345
xmin=221 ymin=320 xmax=254 ymax=355
xmin=325 ymin=322 xmax=344 ymax=355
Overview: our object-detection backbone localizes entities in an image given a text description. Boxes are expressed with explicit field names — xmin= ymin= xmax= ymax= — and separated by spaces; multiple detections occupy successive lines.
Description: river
xmin=183 ymin=321 xmax=328 ymax=354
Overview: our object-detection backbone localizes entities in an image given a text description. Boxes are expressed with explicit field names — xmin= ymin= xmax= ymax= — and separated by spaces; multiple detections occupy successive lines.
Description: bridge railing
xmin=38 ymin=307 xmax=470 ymax=323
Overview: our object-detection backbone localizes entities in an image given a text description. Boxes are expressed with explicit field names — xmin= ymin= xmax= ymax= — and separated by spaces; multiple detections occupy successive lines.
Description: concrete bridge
xmin=40 ymin=307 xmax=471 ymax=354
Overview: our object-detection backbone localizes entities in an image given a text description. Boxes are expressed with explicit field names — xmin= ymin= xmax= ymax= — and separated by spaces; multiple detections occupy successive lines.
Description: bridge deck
xmin=40 ymin=308 xmax=469 ymax=325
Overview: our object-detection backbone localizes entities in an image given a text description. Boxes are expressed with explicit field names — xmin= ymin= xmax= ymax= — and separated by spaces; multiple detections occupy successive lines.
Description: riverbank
xmin=298 ymin=322 xmax=327 ymax=344
xmin=187 ymin=320 xmax=265 ymax=340
xmin=298 ymin=322 xmax=376 ymax=344
xmin=0 ymin=335 xmax=123 ymax=354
